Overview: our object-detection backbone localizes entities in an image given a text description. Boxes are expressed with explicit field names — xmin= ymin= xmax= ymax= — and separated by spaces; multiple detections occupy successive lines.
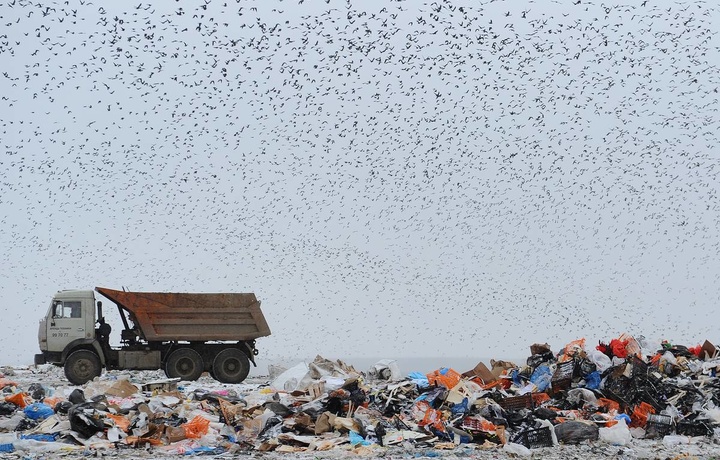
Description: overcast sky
xmin=2 ymin=0 xmax=720 ymax=369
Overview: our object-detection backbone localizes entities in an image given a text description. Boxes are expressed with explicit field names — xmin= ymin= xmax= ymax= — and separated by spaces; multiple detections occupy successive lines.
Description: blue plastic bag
xmin=349 ymin=431 xmax=372 ymax=446
xmin=585 ymin=371 xmax=601 ymax=390
xmin=20 ymin=434 xmax=56 ymax=442
xmin=408 ymin=372 xmax=429 ymax=389
xmin=511 ymin=369 xmax=523 ymax=386
xmin=451 ymin=397 xmax=469 ymax=416
xmin=23 ymin=403 xmax=54 ymax=421
xmin=615 ymin=413 xmax=631 ymax=424
xmin=530 ymin=365 xmax=552 ymax=392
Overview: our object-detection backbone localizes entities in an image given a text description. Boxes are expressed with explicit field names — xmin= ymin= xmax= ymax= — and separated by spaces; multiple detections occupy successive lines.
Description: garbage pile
xmin=1 ymin=334 xmax=720 ymax=455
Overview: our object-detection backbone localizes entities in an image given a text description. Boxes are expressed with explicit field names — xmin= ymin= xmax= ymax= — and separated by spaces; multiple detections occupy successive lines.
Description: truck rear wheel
xmin=64 ymin=350 xmax=101 ymax=385
xmin=165 ymin=348 xmax=203 ymax=381
xmin=212 ymin=348 xmax=250 ymax=384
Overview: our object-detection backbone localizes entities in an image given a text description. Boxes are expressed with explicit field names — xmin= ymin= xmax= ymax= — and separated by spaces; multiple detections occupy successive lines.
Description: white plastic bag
xmin=599 ymin=418 xmax=632 ymax=446
xmin=587 ymin=349 xmax=612 ymax=373
xmin=662 ymin=435 xmax=691 ymax=447
xmin=503 ymin=442 xmax=532 ymax=457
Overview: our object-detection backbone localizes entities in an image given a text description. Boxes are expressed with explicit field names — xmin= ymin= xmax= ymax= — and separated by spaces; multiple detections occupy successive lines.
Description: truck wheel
xmin=165 ymin=348 xmax=203 ymax=381
xmin=212 ymin=348 xmax=250 ymax=384
xmin=64 ymin=350 xmax=101 ymax=385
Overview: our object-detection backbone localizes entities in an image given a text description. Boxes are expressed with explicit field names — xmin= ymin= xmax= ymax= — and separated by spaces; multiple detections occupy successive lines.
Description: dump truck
xmin=35 ymin=287 xmax=271 ymax=385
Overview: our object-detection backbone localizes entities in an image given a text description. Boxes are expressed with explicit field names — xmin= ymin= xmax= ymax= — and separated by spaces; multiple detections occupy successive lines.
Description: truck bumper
xmin=34 ymin=353 xmax=46 ymax=365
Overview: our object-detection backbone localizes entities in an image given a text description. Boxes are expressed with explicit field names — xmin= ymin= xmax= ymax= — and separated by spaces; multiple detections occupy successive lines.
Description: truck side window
xmin=53 ymin=301 xmax=62 ymax=318
xmin=60 ymin=301 xmax=82 ymax=318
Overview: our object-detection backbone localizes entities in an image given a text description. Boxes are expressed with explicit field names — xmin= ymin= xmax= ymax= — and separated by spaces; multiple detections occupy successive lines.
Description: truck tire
xmin=212 ymin=348 xmax=250 ymax=384
xmin=64 ymin=350 xmax=101 ymax=385
xmin=165 ymin=348 xmax=203 ymax=381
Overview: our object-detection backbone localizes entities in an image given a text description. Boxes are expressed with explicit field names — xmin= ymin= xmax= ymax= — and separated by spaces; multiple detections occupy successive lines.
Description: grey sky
xmin=2 ymin=0 xmax=719 ymax=367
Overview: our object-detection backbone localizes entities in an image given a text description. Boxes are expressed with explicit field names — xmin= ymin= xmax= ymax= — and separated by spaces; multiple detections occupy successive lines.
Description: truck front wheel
xmin=165 ymin=348 xmax=204 ymax=381
xmin=64 ymin=350 xmax=102 ymax=385
xmin=212 ymin=348 xmax=250 ymax=384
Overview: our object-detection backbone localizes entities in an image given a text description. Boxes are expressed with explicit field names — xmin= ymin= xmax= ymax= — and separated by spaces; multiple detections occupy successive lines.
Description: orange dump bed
xmin=96 ymin=287 xmax=271 ymax=342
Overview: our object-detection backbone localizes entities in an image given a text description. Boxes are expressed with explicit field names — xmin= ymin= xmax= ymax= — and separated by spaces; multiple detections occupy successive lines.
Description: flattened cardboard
xmin=702 ymin=340 xmax=717 ymax=360
xmin=462 ymin=362 xmax=496 ymax=384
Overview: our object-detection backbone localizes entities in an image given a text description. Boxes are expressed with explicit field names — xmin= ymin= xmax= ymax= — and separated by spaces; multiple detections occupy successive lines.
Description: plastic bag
xmin=530 ymin=365 xmax=552 ymax=392
xmin=408 ymin=372 xmax=430 ymax=389
xmin=182 ymin=415 xmax=211 ymax=439
xmin=4 ymin=393 xmax=28 ymax=409
xmin=609 ymin=338 xmax=630 ymax=359
xmin=67 ymin=389 xmax=85 ymax=405
xmin=585 ymin=371 xmax=601 ymax=390
xmin=566 ymin=388 xmax=597 ymax=407
xmin=629 ymin=402 xmax=655 ymax=428
xmin=0 ymin=402 xmax=17 ymax=416
xmin=27 ymin=383 xmax=45 ymax=401
xmin=105 ymin=413 xmax=130 ymax=432
xmin=23 ymin=403 xmax=53 ymax=421
xmin=662 ymin=435 xmax=692 ymax=447
xmin=503 ymin=442 xmax=531 ymax=457
xmin=68 ymin=405 xmax=104 ymax=438
xmin=559 ymin=338 xmax=586 ymax=362
xmin=554 ymin=421 xmax=599 ymax=444
xmin=599 ymin=418 xmax=632 ymax=446
xmin=426 ymin=368 xmax=461 ymax=389
xmin=349 ymin=430 xmax=372 ymax=446
xmin=587 ymin=349 xmax=612 ymax=373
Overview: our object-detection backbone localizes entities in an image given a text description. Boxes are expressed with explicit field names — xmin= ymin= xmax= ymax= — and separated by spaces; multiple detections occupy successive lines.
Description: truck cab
xmin=36 ymin=290 xmax=106 ymax=383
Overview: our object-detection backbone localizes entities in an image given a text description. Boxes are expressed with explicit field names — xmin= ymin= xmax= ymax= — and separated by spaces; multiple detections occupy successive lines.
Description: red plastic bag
xmin=609 ymin=338 xmax=629 ymax=359
xmin=688 ymin=345 xmax=702 ymax=358
xmin=629 ymin=402 xmax=655 ymax=428
xmin=182 ymin=415 xmax=210 ymax=438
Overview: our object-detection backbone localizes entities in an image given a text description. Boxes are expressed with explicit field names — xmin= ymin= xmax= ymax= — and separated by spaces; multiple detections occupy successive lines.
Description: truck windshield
xmin=53 ymin=301 xmax=82 ymax=318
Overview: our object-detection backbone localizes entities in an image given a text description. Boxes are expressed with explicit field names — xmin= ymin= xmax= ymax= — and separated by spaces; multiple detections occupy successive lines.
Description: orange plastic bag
xmin=419 ymin=408 xmax=446 ymax=432
xmin=559 ymin=339 xmax=586 ymax=362
xmin=531 ymin=393 xmax=551 ymax=406
xmin=5 ymin=392 xmax=28 ymax=408
xmin=42 ymin=396 xmax=63 ymax=408
xmin=630 ymin=402 xmax=655 ymax=428
xmin=182 ymin=415 xmax=211 ymax=439
xmin=106 ymin=413 xmax=131 ymax=432
xmin=426 ymin=368 xmax=461 ymax=389
xmin=597 ymin=398 xmax=620 ymax=413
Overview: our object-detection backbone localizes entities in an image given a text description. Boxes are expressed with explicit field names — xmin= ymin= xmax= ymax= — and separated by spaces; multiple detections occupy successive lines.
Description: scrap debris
xmin=1 ymin=336 xmax=720 ymax=455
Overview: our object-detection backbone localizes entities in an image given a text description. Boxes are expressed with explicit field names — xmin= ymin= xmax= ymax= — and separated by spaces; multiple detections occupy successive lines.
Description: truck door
xmin=47 ymin=300 xmax=91 ymax=350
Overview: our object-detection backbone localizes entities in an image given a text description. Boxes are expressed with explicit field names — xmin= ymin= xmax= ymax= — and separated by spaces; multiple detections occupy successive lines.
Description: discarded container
xmin=676 ymin=419 xmax=713 ymax=437
xmin=426 ymin=368 xmax=461 ymax=389
xmin=645 ymin=414 xmax=673 ymax=439
xmin=511 ymin=426 xmax=554 ymax=448
xmin=498 ymin=394 xmax=534 ymax=411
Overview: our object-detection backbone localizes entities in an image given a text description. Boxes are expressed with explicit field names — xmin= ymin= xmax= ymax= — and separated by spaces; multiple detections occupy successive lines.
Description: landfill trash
xmin=368 ymin=359 xmax=402 ymax=382
xmin=599 ymin=418 xmax=632 ymax=445
xmin=3 ymin=336 xmax=720 ymax=457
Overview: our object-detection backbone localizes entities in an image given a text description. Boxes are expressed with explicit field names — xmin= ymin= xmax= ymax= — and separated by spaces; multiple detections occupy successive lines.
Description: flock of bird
xmin=2 ymin=0 xmax=719 ymax=365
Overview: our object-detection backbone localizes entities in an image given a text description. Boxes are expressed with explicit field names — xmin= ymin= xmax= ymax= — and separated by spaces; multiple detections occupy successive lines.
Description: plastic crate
xmin=628 ymin=356 xmax=649 ymax=378
xmin=498 ymin=394 xmax=534 ymax=411
xmin=602 ymin=376 xmax=638 ymax=407
xmin=551 ymin=377 xmax=572 ymax=394
xmin=553 ymin=361 xmax=575 ymax=380
xmin=644 ymin=414 xmax=673 ymax=439
xmin=676 ymin=420 xmax=713 ymax=437
xmin=511 ymin=426 xmax=554 ymax=448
